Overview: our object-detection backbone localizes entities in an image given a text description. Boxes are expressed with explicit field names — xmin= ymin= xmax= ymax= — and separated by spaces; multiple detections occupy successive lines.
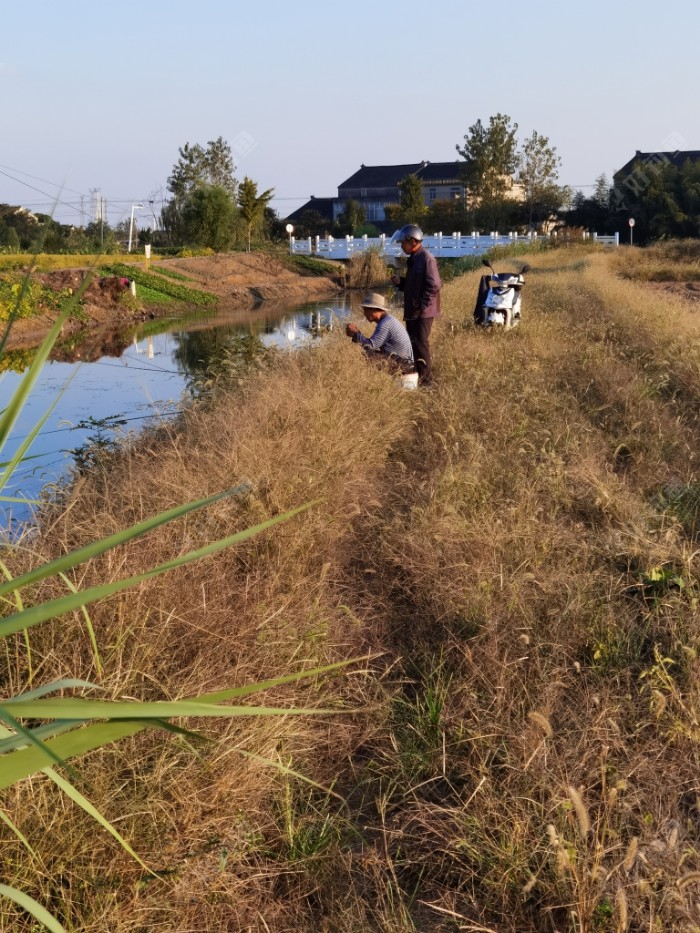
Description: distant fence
xmin=290 ymin=230 xmax=619 ymax=260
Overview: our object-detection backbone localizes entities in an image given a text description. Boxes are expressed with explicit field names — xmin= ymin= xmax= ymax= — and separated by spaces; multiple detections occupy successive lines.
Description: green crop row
xmin=148 ymin=266 xmax=195 ymax=283
xmin=101 ymin=264 xmax=217 ymax=305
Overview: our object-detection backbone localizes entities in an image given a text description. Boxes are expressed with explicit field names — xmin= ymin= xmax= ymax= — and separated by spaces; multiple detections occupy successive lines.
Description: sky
xmin=1 ymin=0 xmax=698 ymax=228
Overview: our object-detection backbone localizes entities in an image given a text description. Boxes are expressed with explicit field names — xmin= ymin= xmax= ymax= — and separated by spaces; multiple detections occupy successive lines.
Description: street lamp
xmin=128 ymin=203 xmax=144 ymax=253
xmin=286 ymin=223 xmax=294 ymax=253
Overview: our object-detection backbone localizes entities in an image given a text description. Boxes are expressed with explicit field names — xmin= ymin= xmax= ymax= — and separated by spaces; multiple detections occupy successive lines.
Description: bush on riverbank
xmin=344 ymin=248 xmax=392 ymax=289
xmin=3 ymin=246 xmax=700 ymax=930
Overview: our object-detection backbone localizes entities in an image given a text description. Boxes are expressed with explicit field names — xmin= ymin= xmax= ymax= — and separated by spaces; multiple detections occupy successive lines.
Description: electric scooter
xmin=473 ymin=259 xmax=531 ymax=329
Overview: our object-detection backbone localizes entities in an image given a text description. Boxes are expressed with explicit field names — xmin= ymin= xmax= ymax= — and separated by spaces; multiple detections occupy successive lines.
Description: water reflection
xmin=1 ymin=289 xmax=390 ymax=527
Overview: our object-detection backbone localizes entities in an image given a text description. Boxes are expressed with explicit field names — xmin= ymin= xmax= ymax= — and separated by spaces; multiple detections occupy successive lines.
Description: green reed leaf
xmin=0 ymin=484 xmax=252 ymax=598
xmin=0 ymin=884 xmax=66 ymax=933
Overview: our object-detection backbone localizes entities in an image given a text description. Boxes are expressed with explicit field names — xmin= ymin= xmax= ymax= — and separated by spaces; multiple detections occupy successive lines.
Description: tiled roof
xmin=338 ymin=163 xmax=422 ymax=189
xmin=615 ymin=150 xmax=700 ymax=178
xmin=416 ymin=161 xmax=465 ymax=183
xmin=285 ymin=197 xmax=336 ymax=222
xmin=338 ymin=161 xmax=466 ymax=190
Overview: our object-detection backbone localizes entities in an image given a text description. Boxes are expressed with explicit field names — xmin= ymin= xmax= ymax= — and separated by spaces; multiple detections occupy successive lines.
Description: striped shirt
xmin=352 ymin=313 xmax=414 ymax=363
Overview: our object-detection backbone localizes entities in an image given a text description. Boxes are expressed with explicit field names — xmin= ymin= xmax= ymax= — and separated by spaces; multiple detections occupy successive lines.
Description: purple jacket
xmin=397 ymin=246 xmax=442 ymax=320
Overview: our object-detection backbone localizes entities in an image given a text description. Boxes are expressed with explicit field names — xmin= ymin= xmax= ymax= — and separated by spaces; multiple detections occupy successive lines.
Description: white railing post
xmin=315 ymin=235 xmax=320 ymax=255
xmin=615 ymin=232 xmax=620 ymax=246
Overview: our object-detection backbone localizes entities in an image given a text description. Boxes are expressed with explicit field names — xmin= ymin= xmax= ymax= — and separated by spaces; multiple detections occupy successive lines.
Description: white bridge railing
xmin=290 ymin=230 xmax=619 ymax=259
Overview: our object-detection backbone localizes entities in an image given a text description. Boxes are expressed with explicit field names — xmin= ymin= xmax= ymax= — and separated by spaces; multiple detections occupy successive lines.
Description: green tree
xmin=294 ymin=209 xmax=331 ymax=238
xmin=237 ymin=177 xmax=275 ymax=251
xmin=457 ymin=113 xmax=519 ymax=228
xmin=5 ymin=227 xmax=20 ymax=253
xmin=182 ymin=184 xmax=237 ymax=251
xmin=617 ymin=159 xmax=700 ymax=242
xmin=517 ymin=130 xmax=567 ymax=228
xmin=567 ymin=174 xmax=617 ymax=234
xmin=334 ymin=199 xmax=366 ymax=236
xmin=593 ymin=173 xmax=611 ymax=207
xmin=424 ymin=197 xmax=472 ymax=235
xmin=168 ymin=137 xmax=237 ymax=201
xmin=385 ymin=174 xmax=428 ymax=227
xmin=165 ymin=138 xmax=238 ymax=245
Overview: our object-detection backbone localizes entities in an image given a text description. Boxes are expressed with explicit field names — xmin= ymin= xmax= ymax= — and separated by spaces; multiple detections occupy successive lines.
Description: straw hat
xmin=361 ymin=292 xmax=388 ymax=311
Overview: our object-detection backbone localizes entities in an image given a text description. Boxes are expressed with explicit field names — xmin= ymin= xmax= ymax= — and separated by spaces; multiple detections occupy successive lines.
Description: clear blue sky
xmin=2 ymin=0 xmax=698 ymax=227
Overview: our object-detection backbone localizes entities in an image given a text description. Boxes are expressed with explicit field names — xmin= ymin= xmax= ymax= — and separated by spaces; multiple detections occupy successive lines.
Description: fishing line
xmin=5 ymin=408 xmax=184 ymax=445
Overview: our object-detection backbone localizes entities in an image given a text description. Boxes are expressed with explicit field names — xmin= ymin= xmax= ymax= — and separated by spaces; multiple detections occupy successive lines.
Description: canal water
xmin=1 ymin=290 xmax=377 ymax=528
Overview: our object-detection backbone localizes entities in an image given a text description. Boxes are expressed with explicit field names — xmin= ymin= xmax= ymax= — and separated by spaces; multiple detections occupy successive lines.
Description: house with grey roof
xmin=613 ymin=149 xmax=700 ymax=202
xmin=287 ymin=160 xmax=468 ymax=232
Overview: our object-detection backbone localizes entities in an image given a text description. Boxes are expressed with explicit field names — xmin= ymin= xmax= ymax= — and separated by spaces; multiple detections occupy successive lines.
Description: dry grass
xmin=610 ymin=240 xmax=700 ymax=281
xmin=3 ymin=245 xmax=700 ymax=931
xmin=344 ymin=249 xmax=393 ymax=290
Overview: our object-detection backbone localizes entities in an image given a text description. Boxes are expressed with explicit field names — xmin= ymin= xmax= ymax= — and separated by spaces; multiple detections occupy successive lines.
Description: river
xmin=1 ymin=291 xmax=375 ymax=529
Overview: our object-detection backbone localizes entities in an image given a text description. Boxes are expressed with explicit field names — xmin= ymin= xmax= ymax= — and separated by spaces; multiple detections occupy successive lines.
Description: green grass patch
xmin=437 ymin=254 xmax=483 ymax=282
xmin=100 ymin=264 xmax=217 ymax=305
xmin=133 ymin=285 xmax=175 ymax=304
xmin=286 ymin=254 xmax=340 ymax=278
xmin=148 ymin=266 xmax=195 ymax=283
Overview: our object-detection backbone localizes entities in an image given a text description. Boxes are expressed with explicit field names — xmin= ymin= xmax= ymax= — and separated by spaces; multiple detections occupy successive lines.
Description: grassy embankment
xmin=2 ymin=244 xmax=700 ymax=931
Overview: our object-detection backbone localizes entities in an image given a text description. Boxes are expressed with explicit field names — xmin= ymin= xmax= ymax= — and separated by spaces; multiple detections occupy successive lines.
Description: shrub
xmin=344 ymin=249 xmax=391 ymax=289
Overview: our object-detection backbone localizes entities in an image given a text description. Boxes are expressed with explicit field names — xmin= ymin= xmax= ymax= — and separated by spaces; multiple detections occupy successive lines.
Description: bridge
xmin=290 ymin=231 xmax=619 ymax=260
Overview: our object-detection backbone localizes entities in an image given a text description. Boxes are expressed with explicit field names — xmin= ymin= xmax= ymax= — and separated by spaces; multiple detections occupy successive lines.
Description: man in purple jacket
xmin=390 ymin=224 xmax=441 ymax=385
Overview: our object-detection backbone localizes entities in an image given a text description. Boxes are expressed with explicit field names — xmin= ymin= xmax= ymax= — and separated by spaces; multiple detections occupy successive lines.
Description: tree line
xmin=297 ymin=115 xmax=700 ymax=244
xmin=3 ymin=126 xmax=700 ymax=254
xmin=160 ymin=137 xmax=280 ymax=251
xmin=296 ymin=114 xmax=571 ymax=239
xmin=0 ymin=138 xmax=283 ymax=255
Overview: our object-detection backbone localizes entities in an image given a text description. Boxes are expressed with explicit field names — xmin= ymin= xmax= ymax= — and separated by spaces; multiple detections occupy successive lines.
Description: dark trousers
xmin=406 ymin=317 xmax=434 ymax=384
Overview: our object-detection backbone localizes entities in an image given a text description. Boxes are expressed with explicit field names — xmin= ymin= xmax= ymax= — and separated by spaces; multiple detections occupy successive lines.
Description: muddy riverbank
xmin=2 ymin=251 xmax=342 ymax=353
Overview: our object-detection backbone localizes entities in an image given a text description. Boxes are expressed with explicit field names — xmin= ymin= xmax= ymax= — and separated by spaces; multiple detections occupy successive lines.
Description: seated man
xmin=345 ymin=292 xmax=415 ymax=373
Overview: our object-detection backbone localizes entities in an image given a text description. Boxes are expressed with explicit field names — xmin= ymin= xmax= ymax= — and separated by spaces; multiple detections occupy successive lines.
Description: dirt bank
xmin=2 ymin=252 xmax=341 ymax=353
xmin=159 ymin=252 xmax=342 ymax=303
xmin=646 ymin=279 xmax=700 ymax=306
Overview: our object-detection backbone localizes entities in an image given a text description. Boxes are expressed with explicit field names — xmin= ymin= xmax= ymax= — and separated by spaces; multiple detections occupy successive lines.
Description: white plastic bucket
xmin=401 ymin=372 xmax=419 ymax=390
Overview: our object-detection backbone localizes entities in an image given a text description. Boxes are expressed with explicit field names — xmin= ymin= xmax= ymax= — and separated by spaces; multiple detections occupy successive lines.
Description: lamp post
xmin=128 ymin=203 xmax=144 ymax=253
xmin=286 ymin=223 xmax=294 ymax=253
xmin=628 ymin=217 xmax=635 ymax=246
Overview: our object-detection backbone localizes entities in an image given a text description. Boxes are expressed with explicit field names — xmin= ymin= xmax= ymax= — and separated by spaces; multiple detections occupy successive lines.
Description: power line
xmin=0 ymin=162 xmax=85 ymax=198
xmin=0 ymin=167 xmax=84 ymax=217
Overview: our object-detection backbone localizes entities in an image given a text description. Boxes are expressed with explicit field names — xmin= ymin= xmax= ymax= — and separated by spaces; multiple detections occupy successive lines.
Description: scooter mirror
xmin=521 ymin=264 xmax=531 ymax=274
xmin=481 ymin=259 xmax=491 ymax=267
